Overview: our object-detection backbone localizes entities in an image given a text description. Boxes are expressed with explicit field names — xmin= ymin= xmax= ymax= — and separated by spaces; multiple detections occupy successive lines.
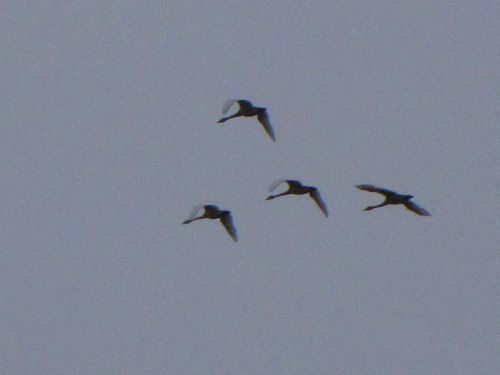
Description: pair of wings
xmin=356 ymin=184 xmax=431 ymax=216
xmin=222 ymin=100 xmax=275 ymax=141
xmin=270 ymin=180 xmax=329 ymax=217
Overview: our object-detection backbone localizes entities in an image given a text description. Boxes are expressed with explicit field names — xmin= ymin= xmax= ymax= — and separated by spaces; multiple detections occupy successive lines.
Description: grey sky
xmin=1 ymin=1 xmax=499 ymax=374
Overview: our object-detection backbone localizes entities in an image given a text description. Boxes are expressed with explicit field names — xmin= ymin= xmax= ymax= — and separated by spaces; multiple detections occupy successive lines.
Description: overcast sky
xmin=1 ymin=1 xmax=499 ymax=374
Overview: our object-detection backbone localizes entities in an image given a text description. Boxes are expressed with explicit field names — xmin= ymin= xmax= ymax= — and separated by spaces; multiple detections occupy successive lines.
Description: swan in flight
xmin=182 ymin=205 xmax=238 ymax=241
xmin=266 ymin=179 xmax=328 ymax=217
xmin=217 ymin=99 xmax=276 ymax=141
xmin=355 ymin=184 xmax=431 ymax=216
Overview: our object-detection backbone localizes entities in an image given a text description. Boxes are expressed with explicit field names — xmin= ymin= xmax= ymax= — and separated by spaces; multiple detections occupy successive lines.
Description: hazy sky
xmin=1 ymin=1 xmax=499 ymax=374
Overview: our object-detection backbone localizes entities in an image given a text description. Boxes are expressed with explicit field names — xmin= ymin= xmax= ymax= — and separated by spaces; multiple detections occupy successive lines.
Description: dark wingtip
xmin=182 ymin=220 xmax=190 ymax=224
xmin=266 ymin=196 xmax=273 ymax=200
xmin=217 ymin=118 xmax=225 ymax=123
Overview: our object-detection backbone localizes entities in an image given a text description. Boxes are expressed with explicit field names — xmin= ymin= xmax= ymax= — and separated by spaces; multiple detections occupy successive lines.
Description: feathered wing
xmin=236 ymin=99 xmax=253 ymax=112
xmin=286 ymin=180 xmax=303 ymax=190
xmin=257 ymin=111 xmax=276 ymax=141
xmin=222 ymin=100 xmax=238 ymax=114
xmin=183 ymin=205 xmax=204 ymax=223
xmin=403 ymin=201 xmax=431 ymax=216
xmin=355 ymin=184 xmax=396 ymax=196
xmin=269 ymin=179 xmax=287 ymax=192
xmin=202 ymin=205 xmax=220 ymax=216
xmin=220 ymin=213 xmax=238 ymax=242
xmin=309 ymin=189 xmax=329 ymax=217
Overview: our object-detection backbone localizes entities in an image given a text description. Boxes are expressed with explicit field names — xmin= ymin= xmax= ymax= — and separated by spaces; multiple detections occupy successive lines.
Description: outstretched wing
xmin=203 ymin=205 xmax=222 ymax=217
xmin=269 ymin=179 xmax=287 ymax=192
xmin=309 ymin=189 xmax=329 ymax=217
xmin=257 ymin=111 xmax=276 ymax=141
xmin=220 ymin=213 xmax=238 ymax=242
xmin=355 ymin=184 xmax=396 ymax=196
xmin=222 ymin=100 xmax=238 ymax=114
xmin=183 ymin=205 xmax=204 ymax=223
xmin=286 ymin=180 xmax=303 ymax=190
xmin=236 ymin=99 xmax=253 ymax=112
xmin=403 ymin=201 xmax=431 ymax=216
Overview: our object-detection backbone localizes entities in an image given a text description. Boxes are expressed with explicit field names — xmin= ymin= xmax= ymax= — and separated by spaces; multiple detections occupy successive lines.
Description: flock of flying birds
xmin=183 ymin=99 xmax=431 ymax=242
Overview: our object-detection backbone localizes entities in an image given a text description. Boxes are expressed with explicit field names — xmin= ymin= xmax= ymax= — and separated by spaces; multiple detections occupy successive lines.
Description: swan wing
xmin=220 ymin=213 xmax=238 ymax=242
xmin=236 ymin=99 xmax=253 ymax=112
xmin=355 ymin=184 xmax=396 ymax=197
xmin=310 ymin=189 xmax=329 ymax=217
xmin=222 ymin=100 xmax=238 ymax=114
xmin=182 ymin=205 xmax=204 ymax=223
xmin=269 ymin=180 xmax=288 ymax=192
xmin=404 ymin=201 xmax=431 ymax=216
xmin=257 ymin=111 xmax=276 ymax=141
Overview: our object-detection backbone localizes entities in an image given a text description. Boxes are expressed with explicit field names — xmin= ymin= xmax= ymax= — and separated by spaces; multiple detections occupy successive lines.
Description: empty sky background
xmin=1 ymin=1 xmax=499 ymax=374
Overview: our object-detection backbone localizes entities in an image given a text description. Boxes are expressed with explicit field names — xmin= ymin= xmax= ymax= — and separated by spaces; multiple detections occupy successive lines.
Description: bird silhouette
xmin=266 ymin=180 xmax=328 ymax=217
xmin=217 ymin=99 xmax=276 ymax=141
xmin=355 ymin=184 xmax=431 ymax=216
xmin=182 ymin=205 xmax=238 ymax=241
